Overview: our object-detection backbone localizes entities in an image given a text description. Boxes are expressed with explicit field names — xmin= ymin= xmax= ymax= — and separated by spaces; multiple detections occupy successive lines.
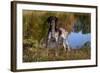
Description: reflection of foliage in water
xmin=74 ymin=13 xmax=91 ymax=34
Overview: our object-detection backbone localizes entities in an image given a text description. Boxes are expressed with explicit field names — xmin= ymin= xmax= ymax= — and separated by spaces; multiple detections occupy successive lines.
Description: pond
xmin=67 ymin=31 xmax=91 ymax=49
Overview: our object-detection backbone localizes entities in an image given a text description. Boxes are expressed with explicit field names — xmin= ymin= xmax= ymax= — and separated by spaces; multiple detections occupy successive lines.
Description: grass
xmin=23 ymin=47 xmax=91 ymax=62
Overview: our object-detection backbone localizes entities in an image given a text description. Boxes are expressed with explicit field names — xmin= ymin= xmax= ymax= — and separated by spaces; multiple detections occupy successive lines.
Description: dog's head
xmin=47 ymin=16 xmax=58 ymax=26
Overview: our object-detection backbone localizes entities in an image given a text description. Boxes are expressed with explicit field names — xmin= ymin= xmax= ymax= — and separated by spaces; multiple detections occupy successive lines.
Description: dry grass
xmin=23 ymin=47 xmax=90 ymax=62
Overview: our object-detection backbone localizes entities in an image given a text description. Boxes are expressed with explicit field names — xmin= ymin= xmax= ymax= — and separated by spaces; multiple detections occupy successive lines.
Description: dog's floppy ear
xmin=47 ymin=16 xmax=52 ymax=25
xmin=53 ymin=16 xmax=58 ymax=24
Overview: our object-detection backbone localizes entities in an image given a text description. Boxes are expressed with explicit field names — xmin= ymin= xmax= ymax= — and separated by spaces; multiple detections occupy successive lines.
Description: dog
xmin=46 ymin=16 xmax=70 ymax=51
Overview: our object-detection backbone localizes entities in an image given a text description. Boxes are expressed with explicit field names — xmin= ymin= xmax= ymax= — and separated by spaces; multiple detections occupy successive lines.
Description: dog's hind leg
xmin=63 ymin=39 xmax=67 ymax=51
xmin=66 ymin=40 xmax=70 ymax=51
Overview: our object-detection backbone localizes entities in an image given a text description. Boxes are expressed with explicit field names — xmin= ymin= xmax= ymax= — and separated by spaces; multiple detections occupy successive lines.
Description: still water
xmin=67 ymin=31 xmax=91 ymax=49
